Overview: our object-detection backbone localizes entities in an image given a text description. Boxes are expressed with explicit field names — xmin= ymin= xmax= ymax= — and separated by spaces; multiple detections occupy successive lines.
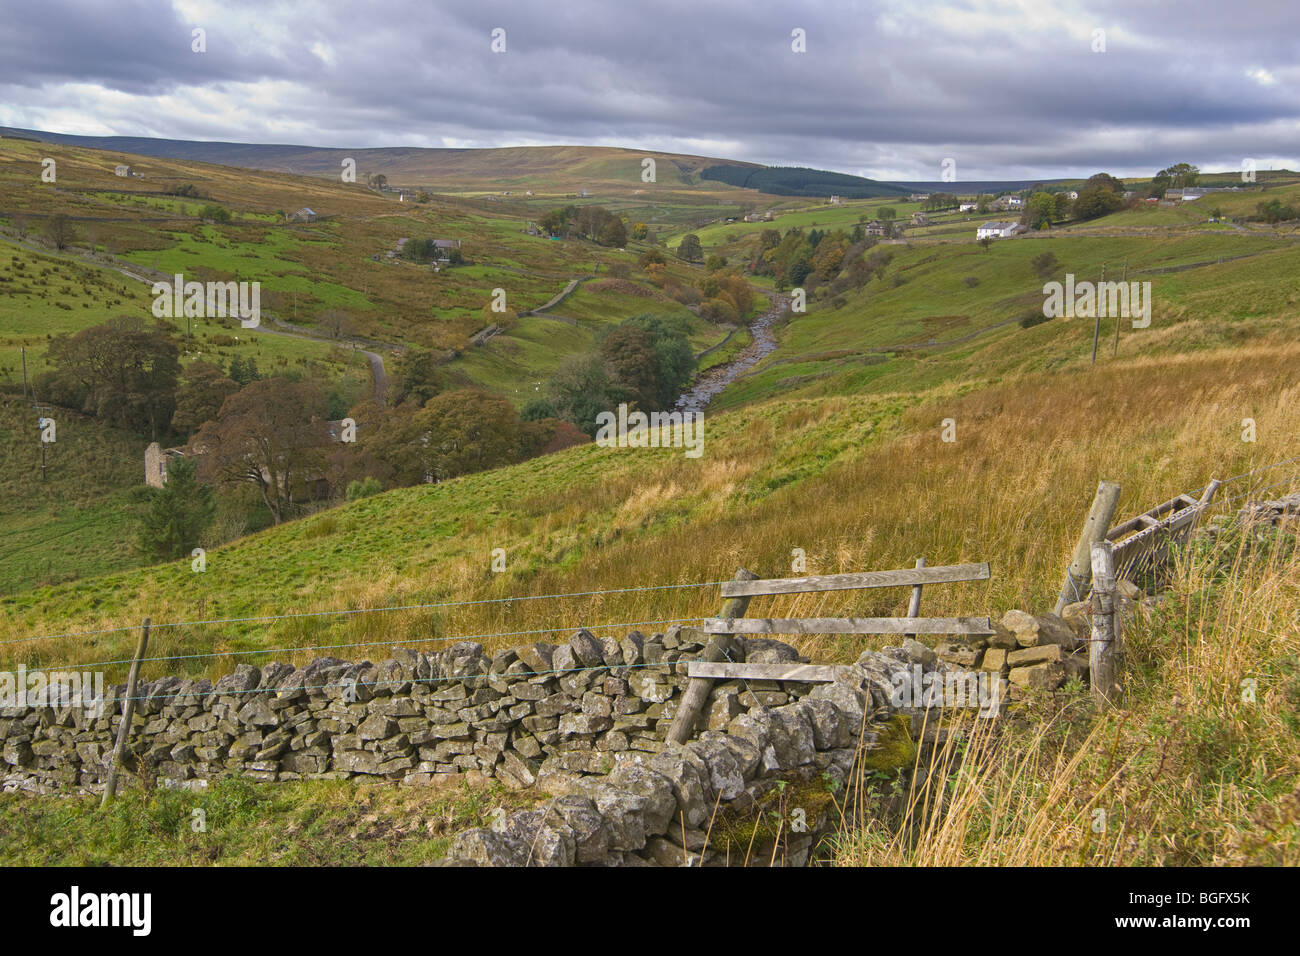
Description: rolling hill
xmin=1 ymin=133 xmax=1298 ymax=868
xmin=1 ymin=128 xmax=761 ymax=197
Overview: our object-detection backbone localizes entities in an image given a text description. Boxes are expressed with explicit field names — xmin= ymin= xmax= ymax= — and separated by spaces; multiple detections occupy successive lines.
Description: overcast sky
xmin=2 ymin=0 xmax=1297 ymax=180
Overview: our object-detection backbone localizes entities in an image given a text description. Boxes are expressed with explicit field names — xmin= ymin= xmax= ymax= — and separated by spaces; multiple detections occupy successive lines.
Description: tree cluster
xmin=539 ymin=205 xmax=628 ymax=246
xmin=922 ymin=193 xmax=960 ymax=212
xmin=1151 ymin=163 xmax=1199 ymax=197
xmin=1254 ymin=198 xmax=1296 ymax=224
xmin=38 ymin=317 xmax=180 ymax=439
xmin=534 ymin=314 xmax=696 ymax=435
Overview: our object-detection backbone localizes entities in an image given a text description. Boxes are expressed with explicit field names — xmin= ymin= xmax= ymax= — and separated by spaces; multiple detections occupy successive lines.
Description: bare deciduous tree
xmin=45 ymin=214 xmax=76 ymax=250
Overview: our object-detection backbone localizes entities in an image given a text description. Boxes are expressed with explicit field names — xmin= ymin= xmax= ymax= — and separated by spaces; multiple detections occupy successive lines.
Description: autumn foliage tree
xmin=40 ymin=317 xmax=181 ymax=439
xmin=677 ymin=234 xmax=703 ymax=262
xmin=599 ymin=326 xmax=662 ymax=410
xmin=389 ymin=348 xmax=445 ymax=406
xmin=192 ymin=378 xmax=332 ymax=524
xmin=345 ymin=389 xmax=531 ymax=487
xmin=171 ymin=361 xmax=239 ymax=437
xmin=409 ymin=389 xmax=522 ymax=482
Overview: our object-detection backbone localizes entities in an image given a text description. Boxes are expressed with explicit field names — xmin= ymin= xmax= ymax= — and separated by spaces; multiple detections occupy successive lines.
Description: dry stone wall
xmin=3 ymin=608 xmax=1120 ymax=866
xmin=0 ymin=625 xmax=897 ymax=796
xmin=443 ymin=642 xmax=937 ymax=866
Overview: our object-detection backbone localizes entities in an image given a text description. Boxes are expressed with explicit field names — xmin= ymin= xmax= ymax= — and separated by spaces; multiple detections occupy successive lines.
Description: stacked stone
xmin=1236 ymin=492 xmax=1300 ymax=529
xmin=990 ymin=610 xmax=1090 ymax=695
xmin=0 ymin=626 xmax=817 ymax=795
xmin=859 ymin=610 xmax=1091 ymax=699
xmin=443 ymin=661 xmax=888 ymax=867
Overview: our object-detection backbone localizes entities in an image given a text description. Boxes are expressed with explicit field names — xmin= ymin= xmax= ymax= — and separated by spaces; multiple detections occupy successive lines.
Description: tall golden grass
xmin=3 ymin=337 xmax=1298 ymax=692
xmin=827 ymin=511 xmax=1300 ymax=866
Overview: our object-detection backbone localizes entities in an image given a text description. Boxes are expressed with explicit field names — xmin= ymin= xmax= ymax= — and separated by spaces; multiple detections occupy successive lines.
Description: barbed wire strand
xmin=37 ymin=616 xmax=705 ymax=672
xmin=1 ymin=579 xmax=731 ymax=647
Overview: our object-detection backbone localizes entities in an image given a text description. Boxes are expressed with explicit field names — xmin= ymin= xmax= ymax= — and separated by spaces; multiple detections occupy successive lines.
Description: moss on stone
xmin=709 ymin=776 xmax=839 ymax=855
xmin=858 ymin=714 xmax=917 ymax=773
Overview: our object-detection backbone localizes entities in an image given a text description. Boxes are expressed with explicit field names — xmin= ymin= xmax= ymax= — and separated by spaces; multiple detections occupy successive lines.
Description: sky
xmin=2 ymin=0 xmax=1297 ymax=181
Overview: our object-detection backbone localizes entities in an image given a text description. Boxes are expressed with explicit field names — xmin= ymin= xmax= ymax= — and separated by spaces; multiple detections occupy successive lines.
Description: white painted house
xmin=977 ymin=221 xmax=1020 ymax=240
xmin=959 ymin=201 xmax=978 ymax=212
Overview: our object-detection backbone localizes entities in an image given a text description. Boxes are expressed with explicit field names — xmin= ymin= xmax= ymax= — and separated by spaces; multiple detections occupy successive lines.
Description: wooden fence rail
xmin=1107 ymin=479 xmax=1221 ymax=582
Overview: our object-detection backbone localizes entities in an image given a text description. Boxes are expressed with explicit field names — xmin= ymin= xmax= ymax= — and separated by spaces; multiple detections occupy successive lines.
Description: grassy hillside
xmin=0 ymin=137 xmax=738 ymax=387
xmin=714 ymin=229 xmax=1300 ymax=409
xmin=0 ymin=395 xmax=147 ymax=593
xmin=2 ymin=143 xmax=1298 ymax=866
xmin=0 ymin=242 xmax=359 ymax=384
xmin=3 ymin=328 xmax=1296 ymax=682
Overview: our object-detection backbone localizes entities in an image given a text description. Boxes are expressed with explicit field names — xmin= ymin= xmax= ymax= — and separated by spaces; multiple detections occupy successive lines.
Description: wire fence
xmin=5 ymin=457 xmax=1298 ymax=684
xmin=65 ymin=617 xmax=706 ymax=671
xmin=2 ymin=579 xmax=729 ymax=649
xmin=1 ymin=574 xmax=731 ymax=680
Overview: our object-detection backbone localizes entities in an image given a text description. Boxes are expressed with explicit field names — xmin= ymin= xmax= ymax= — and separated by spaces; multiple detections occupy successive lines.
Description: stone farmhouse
xmin=976 ymin=220 xmax=1021 ymax=240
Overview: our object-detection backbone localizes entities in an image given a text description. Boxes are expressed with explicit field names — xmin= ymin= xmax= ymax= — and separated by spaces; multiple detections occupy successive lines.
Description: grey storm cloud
xmin=1 ymin=0 xmax=1297 ymax=178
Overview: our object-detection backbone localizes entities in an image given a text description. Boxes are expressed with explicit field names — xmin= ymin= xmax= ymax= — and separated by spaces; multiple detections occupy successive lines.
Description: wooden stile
xmin=671 ymin=560 xmax=992 ymax=738
xmin=1107 ymin=480 xmax=1221 ymax=581
xmin=905 ymin=556 xmax=926 ymax=639
xmin=1054 ymin=480 xmax=1122 ymax=615
xmin=666 ymin=568 xmax=755 ymax=745
xmin=1089 ymin=542 xmax=1120 ymax=709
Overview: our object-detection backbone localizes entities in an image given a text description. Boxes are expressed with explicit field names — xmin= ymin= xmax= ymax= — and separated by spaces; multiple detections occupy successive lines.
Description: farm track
xmin=0 ymin=230 xmax=396 ymax=405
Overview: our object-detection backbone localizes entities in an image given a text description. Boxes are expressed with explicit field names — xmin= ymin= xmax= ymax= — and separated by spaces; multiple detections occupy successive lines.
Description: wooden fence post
xmin=1089 ymin=544 xmax=1119 ymax=709
xmin=101 ymin=618 xmax=150 ymax=808
xmin=667 ymin=568 xmax=757 ymax=745
xmin=1189 ymin=478 xmax=1222 ymax=535
xmin=1054 ymin=480 xmax=1122 ymax=615
xmin=904 ymin=557 xmax=926 ymax=639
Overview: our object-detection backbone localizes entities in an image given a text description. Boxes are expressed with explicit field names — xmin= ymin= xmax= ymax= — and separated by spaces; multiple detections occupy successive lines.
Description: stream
xmin=674 ymin=291 xmax=788 ymax=414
